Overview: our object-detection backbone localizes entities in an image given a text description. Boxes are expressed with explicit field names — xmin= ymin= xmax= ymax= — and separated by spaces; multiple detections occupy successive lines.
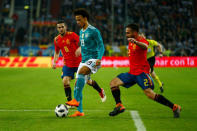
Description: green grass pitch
xmin=0 ymin=67 xmax=197 ymax=131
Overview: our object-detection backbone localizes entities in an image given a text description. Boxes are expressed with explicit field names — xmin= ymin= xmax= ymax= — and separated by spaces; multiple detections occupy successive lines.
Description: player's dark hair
xmin=126 ymin=23 xmax=139 ymax=33
xmin=74 ymin=8 xmax=89 ymax=20
xmin=57 ymin=20 xmax=67 ymax=26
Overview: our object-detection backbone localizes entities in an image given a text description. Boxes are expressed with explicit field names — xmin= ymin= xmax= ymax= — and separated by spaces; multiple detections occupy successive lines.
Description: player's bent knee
xmin=144 ymin=90 xmax=155 ymax=100
xmin=63 ymin=78 xmax=70 ymax=85
xmin=146 ymin=94 xmax=154 ymax=100
xmin=110 ymin=80 xmax=116 ymax=87
xmin=87 ymin=79 xmax=92 ymax=86
xmin=110 ymin=80 xmax=118 ymax=88
xmin=78 ymin=66 xmax=91 ymax=75
xmin=151 ymin=72 xmax=156 ymax=78
xmin=110 ymin=77 xmax=123 ymax=88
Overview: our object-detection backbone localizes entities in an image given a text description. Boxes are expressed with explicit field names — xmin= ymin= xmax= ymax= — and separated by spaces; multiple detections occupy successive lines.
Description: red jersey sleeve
xmin=54 ymin=37 xmax=60 ymax=52
xmin=139 ymin=38 xmax=149 ymax=47
xmin=71 ymin=32 xmax=80 ymax=46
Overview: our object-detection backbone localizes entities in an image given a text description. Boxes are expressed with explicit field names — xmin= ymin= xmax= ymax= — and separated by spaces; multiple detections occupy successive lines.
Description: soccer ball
xmin=55 ymin=104 xmax=69 ymax=117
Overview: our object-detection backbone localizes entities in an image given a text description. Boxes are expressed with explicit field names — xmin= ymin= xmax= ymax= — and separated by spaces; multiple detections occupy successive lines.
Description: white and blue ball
xmin=55 ymin=104 xmax=69 ymax=117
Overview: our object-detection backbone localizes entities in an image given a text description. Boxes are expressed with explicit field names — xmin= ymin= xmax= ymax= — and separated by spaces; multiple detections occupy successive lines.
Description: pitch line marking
xmin=0 ymin=109 xmax=111 ymax=112
xmin=0 ymin=109 xmax=53 ymax=112
xmin=130 ymin=111 xmax=146 ymax=131
xmin=0 ymin=109 xmax=147 ymax=130
xmin=0 ymin=109 xmax=146 ymax=131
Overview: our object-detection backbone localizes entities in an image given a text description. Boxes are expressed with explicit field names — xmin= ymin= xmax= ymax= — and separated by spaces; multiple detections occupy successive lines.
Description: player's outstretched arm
xmin=157 ymin=43 xmax=163 ymax=57
xmin=75 ymin=47 xmax=81 ymax=57
xmin=128 ymin=38 xmax=148 ymax=49
xmin=52 ymin=50 xmax=60 ymax=69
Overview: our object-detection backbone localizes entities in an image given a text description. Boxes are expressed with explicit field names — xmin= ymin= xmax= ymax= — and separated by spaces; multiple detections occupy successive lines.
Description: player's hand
xmin=52 ymin=63 xmax=56 ymax=69
xmin=128 ymin=38 xmax=137 ymax=44
xmin=96 ymin=59 xmax=101 ymax=66
xmin=75 ymin=47 xmax=81 ymax=57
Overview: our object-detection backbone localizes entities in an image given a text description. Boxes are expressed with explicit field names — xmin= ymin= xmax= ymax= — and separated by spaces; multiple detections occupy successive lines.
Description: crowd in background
xmin=0 ymin=15 xmax=15 ymax=49
xmin=0 ymin=0 xmax=196 ymax=56
xmin=128 ymin=0 xmax=196 ymax=56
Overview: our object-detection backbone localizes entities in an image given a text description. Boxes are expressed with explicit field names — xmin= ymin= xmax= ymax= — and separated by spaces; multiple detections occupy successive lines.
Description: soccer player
xmin=66 ymin=8 xmax=106 ymax=117
xmin=109 ymin=24 xmax=181 ymax=118
xmin=147 ymin=38 xmax=164 ymax=93
xmin=52 ymin=20 xmax=106 ymax=108
xmin=140 ymin=33 xmax=164 ymax=93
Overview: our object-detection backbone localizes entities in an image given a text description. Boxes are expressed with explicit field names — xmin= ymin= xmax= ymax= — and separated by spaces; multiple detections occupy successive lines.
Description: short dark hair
xmin=126 ymin=23 xmax=139 ymax=33
xmin=57 ymin=20 xmax=67 ymax=26
xmin=74 ymin=8 xmax=89 ymax=20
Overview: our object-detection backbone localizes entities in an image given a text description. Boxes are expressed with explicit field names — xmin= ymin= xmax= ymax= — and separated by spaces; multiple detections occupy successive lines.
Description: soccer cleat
xmin=173 ymin=104 xmax=181 ymax=118
xmin=109 ymin=103 xmax=125 ymax=116
xmin=66 ymin=99 xmax=79 ymax=107
xmin=99 ymin=88 xmax=107 ymax=102
xmin=160 ymin=82 xmax=164 ymax=93
xmin=69 ymin=111 xmax=84 ymax=117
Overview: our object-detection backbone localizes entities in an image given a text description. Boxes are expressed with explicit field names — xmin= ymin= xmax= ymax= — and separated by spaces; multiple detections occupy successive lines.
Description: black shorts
xmin=147 ymin=56 xmax=155 ymax=73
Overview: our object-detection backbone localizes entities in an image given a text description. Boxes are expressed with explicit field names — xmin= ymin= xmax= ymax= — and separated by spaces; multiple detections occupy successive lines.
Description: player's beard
xmin=60 ymin=31 xmax=65 ymax=36
xmin=126 ymin=35 xmax=134 ymax=39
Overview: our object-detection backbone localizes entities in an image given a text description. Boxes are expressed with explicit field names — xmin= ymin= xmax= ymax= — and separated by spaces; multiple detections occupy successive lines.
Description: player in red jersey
xmin=52 ymin=20 xmax=105 ymax=106
xmin=109 ymin=24 xmax=181 ymax=118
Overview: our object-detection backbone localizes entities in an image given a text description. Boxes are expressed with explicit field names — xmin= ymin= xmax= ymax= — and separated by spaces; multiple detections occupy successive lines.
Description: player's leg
xmin=151 ymin=71 xmax=164 ymax=93
xmin=137 ymin=73 xmax=181 ymax=118
xmin=67 ymin=59 xmax=101 ymax=117
xmin=87 ymin=79 xmax=106 ymax=102
xmin=61 ymin=66 xmax=77 ymax=102
xmin=62 ymin=76 xmax=72 ymax=101
xmin=67 ymin=66 xmax=90 ymax=104
xmin=148 ymin=57 xmax=163 ymax=93
xmin=67 ymin=65 xmax=90 ymax=116
xmin=144 ymin=88 xmax=181 ymax=118
xmin=109 ymin=77 xmax=125 ymax=116
xmin=69 ymin=93 xmax=84 ymax=117
xmin=109 ymin=73 xmax=136 ymax=116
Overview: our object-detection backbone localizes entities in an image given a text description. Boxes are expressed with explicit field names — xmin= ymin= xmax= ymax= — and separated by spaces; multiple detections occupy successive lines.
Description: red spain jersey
xmin=54 ymin=32 xmax=81 ymax=67
xmin=128 ymin=36 xmax=150 ymax=75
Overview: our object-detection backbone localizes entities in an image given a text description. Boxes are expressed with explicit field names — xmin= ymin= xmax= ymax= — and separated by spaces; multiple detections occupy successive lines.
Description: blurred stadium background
xmin=0 ymin=0 xmax=197 ymax=57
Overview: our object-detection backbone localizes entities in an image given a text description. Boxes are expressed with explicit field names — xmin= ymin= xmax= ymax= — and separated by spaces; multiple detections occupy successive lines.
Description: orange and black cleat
xmin=173 ymin=104 xmax=181 ymax=118
xmin=69 ymin=111 xmax=84 ymax=117
xmin=66 ymin=99 xmax=79 ymax=107
xmin=109 ymin=103 xmax=125 ymax=116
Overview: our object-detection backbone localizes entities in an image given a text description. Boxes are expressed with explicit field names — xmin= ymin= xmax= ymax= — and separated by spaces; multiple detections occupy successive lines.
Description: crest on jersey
xmin=133 ymin=44 xmax=136 ymax=50
xmin=82 ymin=34 xmax=84 ymax=38
xmin=85 ymin=33 xmax=88 ymax=38
xmin=130 ymin=43 xmax=136 ymax=50
xmin=66 ymin=39 xmax=70 ymax=44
